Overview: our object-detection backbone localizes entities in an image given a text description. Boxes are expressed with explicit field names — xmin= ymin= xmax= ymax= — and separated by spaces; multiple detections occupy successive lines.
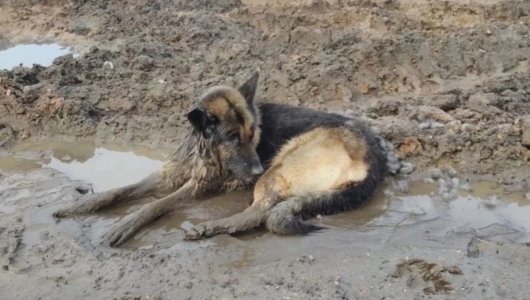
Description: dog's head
xmin=187 ymin=71 xmax=263 ymax=180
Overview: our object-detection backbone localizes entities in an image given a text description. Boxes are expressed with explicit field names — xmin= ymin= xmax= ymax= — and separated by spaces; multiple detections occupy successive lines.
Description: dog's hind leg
xmin=53 ymin=173 xmax=161 ymax=218
xmin=184 ymin=202 xmax=272 ymax=240
xmin=103 ymin=178 xmax=196 ymax=247
xmin=184 ymin=169 xmax=286 ymax=240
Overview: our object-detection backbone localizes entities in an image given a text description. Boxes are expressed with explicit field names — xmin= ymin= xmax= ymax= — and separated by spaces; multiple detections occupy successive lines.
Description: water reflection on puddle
xmin=449 ymin=196 xmax=530 ymax=234
xmin=378 ymin=181 xmax=530 ymax=242
xmin=0 ymin=139 xmax=166 ymax=192
xmin=0 ymin=43 xmax=73 ymax=69
xmin=46 ymin=148 xmax=164 ymax=192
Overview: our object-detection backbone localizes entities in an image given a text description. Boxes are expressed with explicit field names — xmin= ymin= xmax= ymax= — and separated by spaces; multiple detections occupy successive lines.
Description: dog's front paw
xmin=102 ymin=212 xmax=145 ymax=247
xmin=184 ymin=224 xmax=207 ymax=241
xmin=53 ymin=194 xmax=100 ymax=218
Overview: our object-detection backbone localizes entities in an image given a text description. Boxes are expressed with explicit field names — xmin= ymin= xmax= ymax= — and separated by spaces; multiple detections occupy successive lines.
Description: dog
xmin=53 ymin=71 xmax=387 ymax=246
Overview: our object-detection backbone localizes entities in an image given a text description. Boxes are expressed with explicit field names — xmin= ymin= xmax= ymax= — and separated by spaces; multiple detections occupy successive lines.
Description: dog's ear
xmin=187 ymin=108 xmax=217 ymax=138
xmin=238 ymin=70 xmax=259 ymax=106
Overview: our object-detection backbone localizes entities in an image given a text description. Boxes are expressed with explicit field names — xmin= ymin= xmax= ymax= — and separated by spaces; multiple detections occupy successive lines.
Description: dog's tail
xmin=265 ymin=194 xmax=326 ymax=234
xmin=266 ymin=164 xmax=385 ymax=235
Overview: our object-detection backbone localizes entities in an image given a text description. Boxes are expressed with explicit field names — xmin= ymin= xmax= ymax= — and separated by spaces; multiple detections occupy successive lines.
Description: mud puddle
xmin=382 ymin=181 xmax=530 ymax=243
xmin=0 ymin=43 xmax=73 ymax=70
xmin=120 ymin=180 xmax=530 ymax=265
xmin=1 ymin=141 xmax=530 ymax=267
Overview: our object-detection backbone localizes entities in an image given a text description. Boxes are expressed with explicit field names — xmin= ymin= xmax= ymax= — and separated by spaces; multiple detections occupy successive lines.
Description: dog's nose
xmin=251 ymin=164 xmax=264 ymax=175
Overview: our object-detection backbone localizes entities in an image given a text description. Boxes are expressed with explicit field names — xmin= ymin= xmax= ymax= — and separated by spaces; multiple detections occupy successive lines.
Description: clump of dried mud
xmin=1 ymin=0 xmax=530 ymax=299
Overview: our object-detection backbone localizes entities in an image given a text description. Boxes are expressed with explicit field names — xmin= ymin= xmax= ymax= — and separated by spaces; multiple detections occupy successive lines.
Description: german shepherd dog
xmin=53 ymin=71 xmax=387 ymax=246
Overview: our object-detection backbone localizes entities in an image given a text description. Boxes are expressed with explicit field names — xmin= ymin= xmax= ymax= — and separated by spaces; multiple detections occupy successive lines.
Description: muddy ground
xmin=1 ymin=0 xmax=530 ymax=299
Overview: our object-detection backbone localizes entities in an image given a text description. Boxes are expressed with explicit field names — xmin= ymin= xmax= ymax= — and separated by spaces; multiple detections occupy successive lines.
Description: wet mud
xmin=1 ymin=141 xmax=530 ymax=299
xmin=1 ymin=0 xmax=530 ymax=299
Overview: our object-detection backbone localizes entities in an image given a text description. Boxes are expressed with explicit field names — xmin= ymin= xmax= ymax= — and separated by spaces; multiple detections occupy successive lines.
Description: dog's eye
xmin=228 ymin=133 xmax=239 ymax=142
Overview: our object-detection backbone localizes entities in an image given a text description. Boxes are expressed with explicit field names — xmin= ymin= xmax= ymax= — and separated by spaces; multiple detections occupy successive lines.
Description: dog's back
xmin=257 ymin=103 xmax=385 ymax=167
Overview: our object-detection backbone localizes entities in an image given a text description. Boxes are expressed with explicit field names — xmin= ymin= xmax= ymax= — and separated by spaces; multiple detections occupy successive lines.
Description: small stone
xmin=388 ymin=162 xmax=401 ymax=175
xmin=334 ymin=275 xmax=341 ymax=286
xmin=460 ymin=181 xmax=471 ymax=191
xmin=75 ymin=185 xmax=90 ymax=194
xmin=297 ymin=255 xmax=315 ymax=264
xmin=103 ymin=61 xmax=114 ymax=70
xmin=138 ymin=245 xmax=154 ymax=250
xmin=397 ymin=137 xmax=422 ymax=158
xmin=429 ymin=168 xmax=442 ymax=180
xmin=446 ymin=167 xmax=458 ymax=178
xmin=467 ymin=237 xmax=481 ymax=258
xmin=399 ymin=161 xmax=415 ymax=174
xmin=423 ymin=178 xmax=435 ymax=183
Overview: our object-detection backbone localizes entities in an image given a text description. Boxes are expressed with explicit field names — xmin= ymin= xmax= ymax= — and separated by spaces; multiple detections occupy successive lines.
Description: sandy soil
xmin=1 ymin=0 xmax=530 ymax=299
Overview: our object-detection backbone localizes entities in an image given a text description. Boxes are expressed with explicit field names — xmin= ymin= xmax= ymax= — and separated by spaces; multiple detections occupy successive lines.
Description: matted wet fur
xmin=53 ymin=71 xmax=387 ymax=246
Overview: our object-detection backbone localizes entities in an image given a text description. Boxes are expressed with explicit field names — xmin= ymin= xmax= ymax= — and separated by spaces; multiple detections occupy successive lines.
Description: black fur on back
xmin=256 ymin=103 xmax=388 ymax=234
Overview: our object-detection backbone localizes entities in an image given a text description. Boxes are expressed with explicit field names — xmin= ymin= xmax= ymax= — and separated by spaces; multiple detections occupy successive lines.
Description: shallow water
xmin=0 ymin=43 xmax=72 ymax=69
xmin=1 ymin=140 xmax=529 ymax=254
xmin=449 ymin=196 xmax=530 ymax=234
xmin=46 ymin=148 xmax=164 ymax=192
xmin=0 ymin=139 xmax=166 ymax=192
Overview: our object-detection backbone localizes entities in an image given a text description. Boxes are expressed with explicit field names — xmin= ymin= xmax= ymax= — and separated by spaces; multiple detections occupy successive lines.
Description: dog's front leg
xmin=184 ymin=203 xmax=270 ymax=240
xmin=53 ymin=173 xmax=162 ymax=217
xmin=103 ymin=179 xmax=196 ymax=247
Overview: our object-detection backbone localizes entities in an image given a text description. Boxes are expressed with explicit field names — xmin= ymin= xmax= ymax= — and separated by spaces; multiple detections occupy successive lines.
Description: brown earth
xmin=1 ymin=0 xmax=530 ymax=299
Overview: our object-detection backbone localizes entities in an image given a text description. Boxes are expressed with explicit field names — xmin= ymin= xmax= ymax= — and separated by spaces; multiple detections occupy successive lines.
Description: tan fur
xmin=206 ymin=96 xmax=231 ymax=118
xmin=202 ymin=86 xmax=255 ymax=125
xmin=255 ymin=127 xmax=368 ymax=202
